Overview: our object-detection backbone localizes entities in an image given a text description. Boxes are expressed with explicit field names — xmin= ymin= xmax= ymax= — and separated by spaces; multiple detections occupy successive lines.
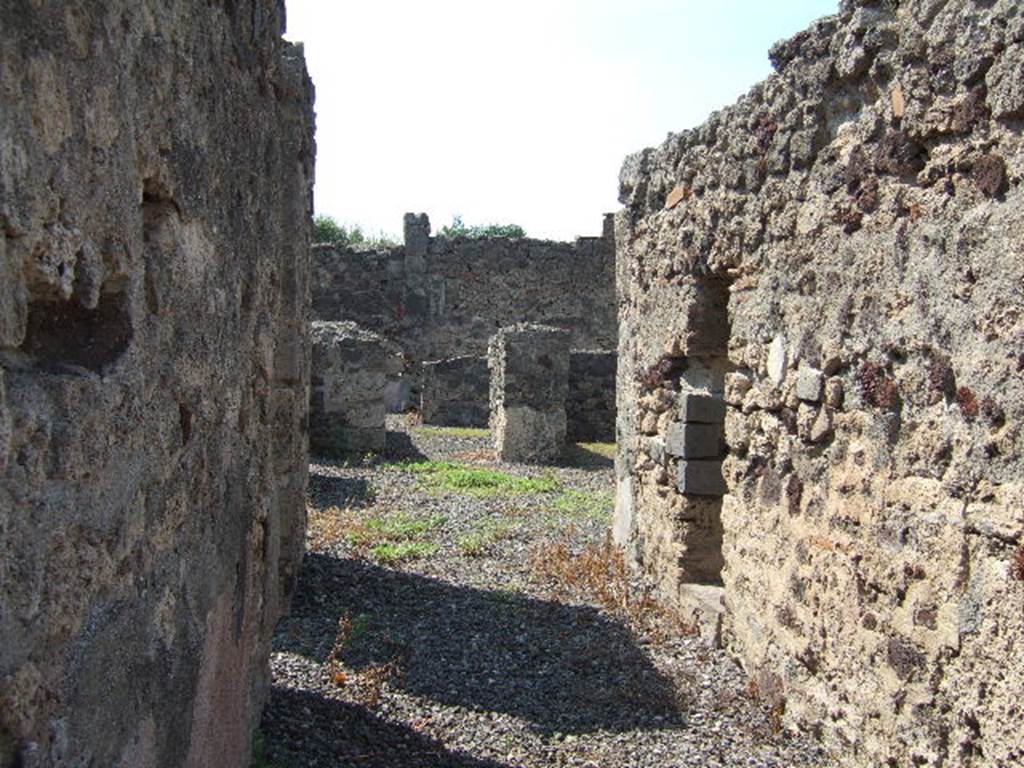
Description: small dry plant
xmin=530 ymin=531 xmax=668 ymax=635
xmin=746 ymin=672 xmax=787 ymax=737
xmin=307 ymin=504 xmax=350 ymax=551
xmin=327 ymin=613 xmax=403 ymax=709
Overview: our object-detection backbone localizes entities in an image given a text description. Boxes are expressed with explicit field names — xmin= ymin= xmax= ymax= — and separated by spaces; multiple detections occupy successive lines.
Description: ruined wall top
xmin=311 ymin=213 xmax=617 ymax=370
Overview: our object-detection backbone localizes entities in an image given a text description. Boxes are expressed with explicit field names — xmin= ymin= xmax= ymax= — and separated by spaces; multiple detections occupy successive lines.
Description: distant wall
xmin=420 ymin=355 xmax=490 ymax=427
xmin=311 ymin=214 xmax=617 ymax=379
xmin=0 ymin=3 xmax=314 ymax=766
xmin=567 ymin=351 xmax=617 ymax=443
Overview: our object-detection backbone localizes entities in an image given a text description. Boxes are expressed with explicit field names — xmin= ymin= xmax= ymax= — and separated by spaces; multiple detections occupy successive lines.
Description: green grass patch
xmin=370 ymin=541 xmax=440 ymax=563
xmin=576 ymin=442 xmax=616 ymax=459
xmin=349 ymin=513 xmax=446 ymax=544
xmin=415 ymin=426 xmax=490 ymax=439
xmin=399 ymin=461 xmax=562 ymax=498
xmin=343 ymin=511 xmax=446 ymax=564
xmin=458 ymin=518 xmax=519 ymax=556
xmin=550 ymin=489 xmax=614 ymax=524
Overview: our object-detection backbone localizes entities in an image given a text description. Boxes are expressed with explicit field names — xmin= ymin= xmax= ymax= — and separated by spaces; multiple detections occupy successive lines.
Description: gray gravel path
xmin=260 ymin=417 xmax=826 ymax=767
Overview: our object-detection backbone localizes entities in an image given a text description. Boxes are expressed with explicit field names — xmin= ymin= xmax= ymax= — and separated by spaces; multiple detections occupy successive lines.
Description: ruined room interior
xmin=1 ymin=2 xmax=1021 ymax=767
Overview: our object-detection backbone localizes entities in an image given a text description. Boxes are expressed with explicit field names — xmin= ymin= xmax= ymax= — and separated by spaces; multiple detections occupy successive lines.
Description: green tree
xmin=313 ymin=215 xmax=398 ymax=248
xmin=438 ymin=215 xmax=525 ymax=240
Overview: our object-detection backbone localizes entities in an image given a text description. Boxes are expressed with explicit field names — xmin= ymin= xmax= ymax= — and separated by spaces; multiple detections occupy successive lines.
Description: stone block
xmin=676 ymin=584 xmax=726 ymax=648
xmin=677 ymin=392 xmax=726 ymax=424
xmin=491 ymin=404 xmax=566 ymax=464
xmin=489 ymin=323 xmax=570 ymax=462
xmin=310 ymin=321 xmax=388 ymax=455
xmin=676 ymin=459 xmax=727 ymax=496
xmin=403 ymin=212 xmax=430 ymax=263
xmin=767 ymin=334 xmax=788 ymax=385
xmin=665 ymin=421 xmax=722 ymax=458
xmin=796 ymin=365 xmax=824 ymax=402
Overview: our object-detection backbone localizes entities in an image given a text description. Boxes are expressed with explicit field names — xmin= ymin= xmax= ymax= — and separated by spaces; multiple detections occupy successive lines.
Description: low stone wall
xmin=615 ymin=1 xmax=1024 ymax=765
xmin=420 ymin=355 xmax=489 ymax=427
xmin=0 ymin=3 xmax=314 ymax=766
xmin=310 ymin=322 xmax=398 ymax=455
xmin=566 ymin=351 xmax=617 ymax=442
xmin=489 ymin=324 xmax=570 ymax=463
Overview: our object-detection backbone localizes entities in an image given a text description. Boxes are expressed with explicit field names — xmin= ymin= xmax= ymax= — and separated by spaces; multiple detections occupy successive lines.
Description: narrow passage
xmin=259 ymin=418 xmax=824 ymax=768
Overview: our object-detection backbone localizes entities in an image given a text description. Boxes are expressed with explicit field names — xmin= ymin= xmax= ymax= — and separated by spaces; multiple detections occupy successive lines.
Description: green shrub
xmin=313 ymin=215 xmax=398 ymax=248
xmin=438 ymin=214 xmax=526 ymax=240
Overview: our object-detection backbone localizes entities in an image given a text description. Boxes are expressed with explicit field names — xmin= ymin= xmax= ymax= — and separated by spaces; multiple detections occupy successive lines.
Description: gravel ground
xmin=261 ymin=416 xmax=826 ymax=768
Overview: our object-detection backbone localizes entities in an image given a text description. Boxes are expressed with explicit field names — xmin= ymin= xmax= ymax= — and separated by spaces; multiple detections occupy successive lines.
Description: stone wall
xmin=420 ymin=355 xmax=490 ymax=427
xmin=311 ymin=322 xmax=398 ymax=455
xmin=311 ymin=214 xmax=617 ymax=378
xmin=566 ymin=351 xmax=617 ymax=443
xmin=489 ymin=324 xmax=571 ymax=463
xmin=615 ymin=1 xmax=1023 ymax=765
xmin=0 ymin=3 xmax=314 ymax=767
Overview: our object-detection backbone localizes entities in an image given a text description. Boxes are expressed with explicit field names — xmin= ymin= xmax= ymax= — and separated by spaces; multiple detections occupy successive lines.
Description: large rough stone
xmin=676 ymin=460 xmax=727 ymax=496
xmin=677 ymin=392 xmax=727 ymax=424
xmin=665 ymin=422 xmax=722 ymax=459
xmin=615 ymin=1 xmax=1024 ymax=765
xmin=489 ymin=323 xmax=570 ymax=463
xmin=0 ymin=3 xmax=314 ymax=766
xmin=310 ymin=321 xmax=393 ymax=455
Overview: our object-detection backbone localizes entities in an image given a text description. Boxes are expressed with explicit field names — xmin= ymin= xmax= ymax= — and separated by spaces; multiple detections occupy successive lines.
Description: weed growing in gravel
xmin=346 ymin=513 xmax=447 ymax=545
xmin=336 ymin=510 xmax=446 ymax=563
xmin=415 ymin=425 xmax=490 ymax=439
xmin=397 ymin=460 xmax=561 ymax=497
xmin=530 ymin=531 xmax=666 ymax=632
xmin=334 ymin=613 xmax=371 ymax=653
xmin=307 ymin=504 xmax=351 ymax=550
xmin=370 ymin=541 xmax=440 ymax=563
xmin=483 ymin=583 xmax=528 ymax=609
xmin=458 ymin=518 xmax=519 ymax=556
xmin=550 ymin=489 xmax=614 ymax=524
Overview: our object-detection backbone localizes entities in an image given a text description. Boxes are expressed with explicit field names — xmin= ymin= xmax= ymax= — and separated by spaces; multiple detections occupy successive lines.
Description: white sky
xmin=284 ymin=1 xmax=838 ymax=241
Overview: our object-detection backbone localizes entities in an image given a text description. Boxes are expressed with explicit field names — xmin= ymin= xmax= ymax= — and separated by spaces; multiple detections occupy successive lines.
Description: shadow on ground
xmin=307 ymin=472 xmax=377 ymax=510
xmin=559 ymin=443 xmax=615 ymax=470
xmin=273 ymin=554 xmax=685 ymax=736
xmin=385 ymin=429 xmax=430 ymax=461
xmin=262 ymin=686 xmax=509 ymax=768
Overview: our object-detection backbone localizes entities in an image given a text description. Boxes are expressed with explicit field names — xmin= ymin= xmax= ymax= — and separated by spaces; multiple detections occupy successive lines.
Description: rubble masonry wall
xmin=0 ymin=3 xmax=314 ymax=766
xmin=311 ymin=215 xmax=617 ymax=374
xmin=615 ymin=1 xmax=1024 ymax=765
